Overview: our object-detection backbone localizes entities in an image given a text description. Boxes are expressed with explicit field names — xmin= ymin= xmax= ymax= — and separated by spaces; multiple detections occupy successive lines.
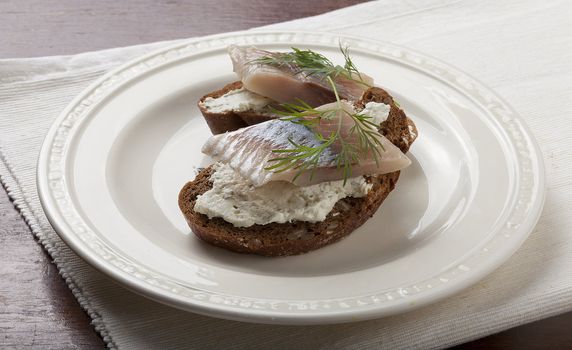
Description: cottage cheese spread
xmin=194 ymin=163 xmax=372 ymax=227
xmin=361 ymin=101 xmax=391 ymax=125
xmin=201 ymin=87 xmax=272 ymax=114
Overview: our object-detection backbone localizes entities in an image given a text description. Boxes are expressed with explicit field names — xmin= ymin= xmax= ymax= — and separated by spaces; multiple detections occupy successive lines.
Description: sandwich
xmin=178 ymin=44 xmax=417 ymax=256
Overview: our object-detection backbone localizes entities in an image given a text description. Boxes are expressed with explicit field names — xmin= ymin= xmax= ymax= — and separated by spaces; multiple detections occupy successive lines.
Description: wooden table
xmin=1 ymin=1 xmax=571 ymax=348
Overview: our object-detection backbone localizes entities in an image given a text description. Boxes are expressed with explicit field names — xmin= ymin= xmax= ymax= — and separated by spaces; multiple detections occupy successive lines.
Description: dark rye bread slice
xmin=180 ymin=86 xmax=417 ymax=256
xmin=198 ymin=81 xmax=277 ymax=134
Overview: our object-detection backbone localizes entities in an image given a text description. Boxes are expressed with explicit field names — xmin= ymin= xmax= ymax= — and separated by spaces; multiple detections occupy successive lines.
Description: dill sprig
xmin=253 ymin=44 xmax=371 ymax=87
xmin=265 ymin=77 xmax=385 ymax=185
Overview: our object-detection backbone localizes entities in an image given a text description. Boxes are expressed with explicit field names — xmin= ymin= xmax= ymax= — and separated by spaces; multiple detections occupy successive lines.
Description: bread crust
xmin=182 ymin=85 xmax=417 ymax=256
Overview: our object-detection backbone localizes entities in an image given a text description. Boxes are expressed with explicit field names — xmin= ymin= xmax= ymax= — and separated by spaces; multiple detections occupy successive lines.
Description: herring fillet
xmin=229 ymin=45 xmax=373 ymax=107
xmin=201 ymin=118 xmax=411 ymax=187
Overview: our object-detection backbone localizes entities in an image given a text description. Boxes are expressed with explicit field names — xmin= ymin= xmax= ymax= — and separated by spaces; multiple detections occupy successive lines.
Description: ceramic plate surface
xmin=37 ymin=31 xmax=545 ymax=324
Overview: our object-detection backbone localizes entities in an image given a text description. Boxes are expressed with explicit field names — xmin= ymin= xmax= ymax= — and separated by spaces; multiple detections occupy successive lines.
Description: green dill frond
xmin=252 ymin=43 xmax=371 ymax=87
xmin=265 ymin=78 xmax=386 ymax=184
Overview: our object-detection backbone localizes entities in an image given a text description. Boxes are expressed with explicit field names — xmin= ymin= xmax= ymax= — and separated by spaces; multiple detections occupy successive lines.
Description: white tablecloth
xmin=1 ymin=1 xmax=571 ymax=348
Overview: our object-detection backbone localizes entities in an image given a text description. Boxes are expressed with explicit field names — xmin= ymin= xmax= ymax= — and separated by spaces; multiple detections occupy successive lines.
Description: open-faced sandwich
xmin=178 ymin=44 xmax=417 ymax=256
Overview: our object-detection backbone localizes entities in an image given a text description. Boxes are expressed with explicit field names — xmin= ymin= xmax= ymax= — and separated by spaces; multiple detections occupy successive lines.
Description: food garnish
xmin=266 ymin=77 xmax=384 ymax=185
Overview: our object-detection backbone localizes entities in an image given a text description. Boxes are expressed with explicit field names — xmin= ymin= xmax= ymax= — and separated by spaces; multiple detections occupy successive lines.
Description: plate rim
xmin=37 ymin=30 xmax=546 ymax=324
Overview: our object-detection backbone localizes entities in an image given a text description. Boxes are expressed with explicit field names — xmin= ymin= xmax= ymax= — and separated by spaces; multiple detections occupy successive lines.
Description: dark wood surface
xmin=1 ymin=1 xmax=570 ymax=349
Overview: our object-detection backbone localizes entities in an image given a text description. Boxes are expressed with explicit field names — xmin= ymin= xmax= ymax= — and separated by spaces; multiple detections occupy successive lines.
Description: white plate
xmin=37 ymin=31 xmax=545 ymax=325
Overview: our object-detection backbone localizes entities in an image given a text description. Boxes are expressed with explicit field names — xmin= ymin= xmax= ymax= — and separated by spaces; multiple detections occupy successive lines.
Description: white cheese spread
xmin=361 ymin=101 xmax=391 ymax=125
xmin=194 ymin=163 xmax=373 ymax=227
xmin=201 ymin=87 xmax=273 ymax=114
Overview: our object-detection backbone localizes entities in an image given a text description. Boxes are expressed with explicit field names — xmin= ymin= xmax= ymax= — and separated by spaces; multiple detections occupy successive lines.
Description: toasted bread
xmin=198 ymin=81 xmax=277 ymax=134
xmin=181 ymin=86 xmax=417 ymax=256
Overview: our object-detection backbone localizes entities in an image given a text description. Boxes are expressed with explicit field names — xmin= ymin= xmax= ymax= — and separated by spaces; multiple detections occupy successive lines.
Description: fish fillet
xmin=201 ymin=107 xmax=410 ymax=187
xmin=229 ymin=45 xmax=373 ymax=107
